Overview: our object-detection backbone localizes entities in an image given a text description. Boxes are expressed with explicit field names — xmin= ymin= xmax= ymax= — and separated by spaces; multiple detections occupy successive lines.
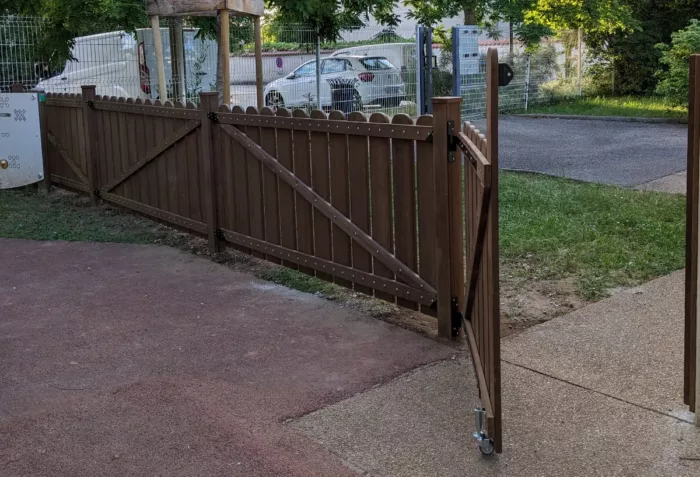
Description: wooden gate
xmin=686 ymin=54 xmax=700 ymax=424
xmin=41 ymin=48 xmax=503 ymax=453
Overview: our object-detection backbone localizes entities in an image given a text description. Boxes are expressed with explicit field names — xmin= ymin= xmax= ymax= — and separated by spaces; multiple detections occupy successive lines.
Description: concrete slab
xmin=0 ymin=239 xmax=454 ymax=476
xmin=636 ymin=171 xmax=687 ymax=194
xmin=501 ymin=270 xmax=693 ymax=423
xmin=293 ymin=359 xmax=700 ymax=477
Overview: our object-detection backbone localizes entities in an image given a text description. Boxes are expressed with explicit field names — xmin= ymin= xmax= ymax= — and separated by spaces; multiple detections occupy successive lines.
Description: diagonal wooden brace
xmin=101 ymin=119 xmax=200 ymax=193
xmin=220 ymin=123 xmax=436 ymax=295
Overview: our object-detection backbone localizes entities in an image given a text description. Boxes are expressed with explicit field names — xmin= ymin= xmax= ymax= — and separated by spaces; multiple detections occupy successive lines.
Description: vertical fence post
xmin=81 ymin=85 xmax=98 ymax=204
xmin=433 ymin=96 xmax=463 ymax=339
xmin=37 ymin=90 xmax=50 ymax=194
xmin=200 ymin=92 xmax=221 ymax=254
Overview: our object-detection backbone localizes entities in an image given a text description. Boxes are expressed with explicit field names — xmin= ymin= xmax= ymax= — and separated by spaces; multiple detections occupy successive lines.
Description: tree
xmin=265 ymin=0 xmax=401 ymax=41
xmin=0 ymin=0 xmax=148 ymax=72
xmin=587 ymin=0 xmax=700 ymax=95
xmin=404 ymin=0 xmax=485 ymax=26
xmin=656 ymin=19 xmax=700 ymax=104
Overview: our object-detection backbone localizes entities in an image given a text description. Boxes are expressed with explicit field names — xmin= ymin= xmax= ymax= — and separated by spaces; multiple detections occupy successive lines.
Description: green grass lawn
xmin=524 ymin=96 xmax=687 ymax=120
xmin=1 ymin=174 xmax=687 ymax=303
xmin=501 ymin=173 xmax=685 ymax=299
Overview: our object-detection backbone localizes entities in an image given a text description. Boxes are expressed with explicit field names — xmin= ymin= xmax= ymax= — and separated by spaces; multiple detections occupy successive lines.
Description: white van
xmin=35 ymin=28 xmax=217 ymax=102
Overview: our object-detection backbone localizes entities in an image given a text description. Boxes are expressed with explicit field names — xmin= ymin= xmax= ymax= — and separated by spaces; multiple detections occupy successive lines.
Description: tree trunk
xmin=463 ymin=8 xmax=477 ymax=25
xmin=509 ymin=21 xmax=514 ymax=54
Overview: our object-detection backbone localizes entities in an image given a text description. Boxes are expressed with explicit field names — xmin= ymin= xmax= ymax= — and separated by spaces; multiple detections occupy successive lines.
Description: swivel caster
xmin=473 ymin=407 xmax=494 ymax=457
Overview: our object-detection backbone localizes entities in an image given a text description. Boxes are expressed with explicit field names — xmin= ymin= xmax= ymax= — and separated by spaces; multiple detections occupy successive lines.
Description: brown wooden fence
xmin=41 ymin=49 xmax=502 ymax=450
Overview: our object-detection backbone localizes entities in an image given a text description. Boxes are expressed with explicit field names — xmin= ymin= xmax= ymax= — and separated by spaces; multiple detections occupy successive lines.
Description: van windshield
xmin=359 ymin=57 xmax=395 ymax=70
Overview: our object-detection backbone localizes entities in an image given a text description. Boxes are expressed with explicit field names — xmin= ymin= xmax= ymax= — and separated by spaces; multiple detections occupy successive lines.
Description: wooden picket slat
xmin=328 ymin=110 xmax=352 ymax=288
xmin=293 ymin=109 xmax=315 ymax=275
xmin=245 ymin=106 xmax=266 ymax=259
xmin=310 ymin=110 xmax=333 ymax=281
xmin=276 ymin=108 xmax=298 ymax=269
xmin=347 ymin=112 xmax=372 ymax=295
xmin=392 ymin=114 xmax=419 ymax=309
xmin=369 ymin=112 xmax=395 ymax=303
xmin=260 ymin=107 xmax=281 ymax=264
xmin=416 ymin=114 xmax=437 ymax=316
xmin=231 ymin=105 xmax=252 ymax=254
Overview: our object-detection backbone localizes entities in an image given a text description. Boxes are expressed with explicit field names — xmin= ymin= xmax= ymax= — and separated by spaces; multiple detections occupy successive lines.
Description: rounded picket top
xmin=246 ymin=105 xmax=258 ymax=115
xmin=126 ymin=97 xmax=134 ymax=104
xmin=368 ymin=111 xmax=390 ymax=124
xmin=260 ymin=106 xmax=275 ymax=116
xmin=219 ymin=104 xmax=232 ymax=113
xmin=109 ymin=96 xmax=118 ymax=102
xmin=117 ymin=97 xmax=126 ymax=103
xmin=391 ymin=113 xmax=413 ymax=125
xmin=186 ymin=101 xmax=197 ymax=110
xmin=154 ymin=99 xmax=162 ymax=106
xmin=134 ymin=98 xmax=143 ymax=105
xmin=144 ymin=98 xmax=153 ymax=106
xmin=328 ymin=110 xmax=346 ymax=121
xmin=310 ymin=109 xmax=327 ymax=120
xmin=292 ymin=108 xmax=309 ymax=118
xmin=163 ymin=100 xmax=173 ymax=108
xmin=232 ymin=105 xmax=245 ymax=113
xmin=276 ymin=107 xmax=292 ymax=117
xmin=348 ymin=111 xmax=367 ymax=122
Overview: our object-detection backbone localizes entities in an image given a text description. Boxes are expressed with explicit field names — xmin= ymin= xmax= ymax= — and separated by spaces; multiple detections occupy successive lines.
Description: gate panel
xmin=45 ymin=94 xmax=89 ymax=192
xmin=686 ymin=54 xmax=700 ymax=417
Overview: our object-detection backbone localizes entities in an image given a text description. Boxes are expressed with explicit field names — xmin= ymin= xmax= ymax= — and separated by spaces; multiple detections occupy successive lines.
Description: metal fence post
xmin=452 ymin=26 xmax=460 ymax=98
xmin=315 ymin=27 xmax=322 ymax=110
xmin=81 ymin=85 xmax=99 ymax=204
xmin=199 ymin=92 xmax=221 ymax=254
xmin=524 ymin=53 xmax=531 ymax=111
xmin=432 ymin=96 xmax=462 ymax=339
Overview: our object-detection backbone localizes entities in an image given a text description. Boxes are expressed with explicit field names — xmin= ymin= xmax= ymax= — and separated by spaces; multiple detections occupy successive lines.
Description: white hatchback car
xmin=263 ymin=55 xmax=406 ymax=110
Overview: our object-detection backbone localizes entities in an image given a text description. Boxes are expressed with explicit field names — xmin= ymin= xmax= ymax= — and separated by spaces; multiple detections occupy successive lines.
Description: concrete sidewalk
xmin=294 ymin=271 xmax=700 ymax=476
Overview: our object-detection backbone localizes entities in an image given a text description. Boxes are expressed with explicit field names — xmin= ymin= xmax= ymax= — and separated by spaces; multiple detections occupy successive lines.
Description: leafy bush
xmin=655 ymin=19 xmax=700 ymax=105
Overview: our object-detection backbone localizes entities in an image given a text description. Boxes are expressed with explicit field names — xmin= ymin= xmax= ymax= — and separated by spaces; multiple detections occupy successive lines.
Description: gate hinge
xmin=447 ymin=120 xmax=457 ymax=163
xmin=214 ymin=229 xmax=225 ymax=239
xmin=451 ymin=296 xmax=462 ymax=337
xmin=92 ymin=189 xmax=101 ymax=197
xmin=86 ymin=100 xmax=95 ymax=109
xmin=207 ymin=112 xmax=218 ymax=122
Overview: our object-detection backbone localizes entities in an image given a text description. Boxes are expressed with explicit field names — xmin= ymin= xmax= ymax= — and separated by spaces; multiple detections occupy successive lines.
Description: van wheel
xmin=266 ymin=92 xmax=285 ymax=109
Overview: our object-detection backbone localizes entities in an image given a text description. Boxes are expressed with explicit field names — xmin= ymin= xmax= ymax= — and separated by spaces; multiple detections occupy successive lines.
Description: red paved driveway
xmin=0 ymin=239 xmax=452 ymax=476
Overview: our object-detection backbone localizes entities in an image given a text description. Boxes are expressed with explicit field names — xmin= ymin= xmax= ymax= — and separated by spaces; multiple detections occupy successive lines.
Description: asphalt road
xmin=476 ymin=116 xmax=687 ymax=187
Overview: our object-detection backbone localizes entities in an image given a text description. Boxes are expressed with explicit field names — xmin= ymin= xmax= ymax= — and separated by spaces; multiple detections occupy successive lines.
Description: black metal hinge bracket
xmin=214 ymin=229 xmax=225 ymax=239
xmin=86 ymin=100 xmax=95 ymax=109
xmin=447 ymin=119 xmax=457 ymax=163
xmin=451 ymin=296 xmax=462 ymax=337
xmin=207 ymin=112 xmax=218 ymax=123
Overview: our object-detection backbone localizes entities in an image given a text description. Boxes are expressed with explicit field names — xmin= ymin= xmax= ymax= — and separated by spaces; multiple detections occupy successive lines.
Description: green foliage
xmin=523 ymin=0 xmax=635 ymax=33
xmin=655 ymin=19 xmax=700 ymax=105
xmin=265 ymin=0 xmax=400 ymax=41
xmin=0 ymin=0 xmax=148 ymax=75
xmin=587 ymin=1 xmax=700 ymax=95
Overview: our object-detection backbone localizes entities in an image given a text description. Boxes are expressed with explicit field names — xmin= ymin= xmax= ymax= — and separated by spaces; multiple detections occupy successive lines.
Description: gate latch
xmin=447 ymin=119 xmax=457 ymax=163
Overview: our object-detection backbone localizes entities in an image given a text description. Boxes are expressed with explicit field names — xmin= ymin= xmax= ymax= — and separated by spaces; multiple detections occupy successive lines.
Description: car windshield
xmin=359 ymin=57 xmax=395 ymax=70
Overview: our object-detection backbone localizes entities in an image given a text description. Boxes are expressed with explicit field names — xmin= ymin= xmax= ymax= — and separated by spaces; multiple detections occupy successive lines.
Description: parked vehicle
xmin=35 ymin=29 xmax=217 ymax=101
xmin=263 ymin=55 xmax=406 ymax=110
xmin=329 ymin=43 xmax=416 ymax=74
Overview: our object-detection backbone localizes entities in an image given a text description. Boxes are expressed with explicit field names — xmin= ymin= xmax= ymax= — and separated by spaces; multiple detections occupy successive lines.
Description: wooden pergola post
xmin=146 ymin=0 xmax=264 ymax=107
xmin=150 ymin=15 xmax=168 ymax=101
xmin=219 ymin=9 xmax=231 ymax=105
xmin=254 ymin=17 xmax=263 ymax=109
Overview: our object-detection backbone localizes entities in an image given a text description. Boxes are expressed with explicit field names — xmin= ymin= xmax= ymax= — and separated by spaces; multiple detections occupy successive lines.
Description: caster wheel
xmin=478 ymin=438 xmax=495 ymax=456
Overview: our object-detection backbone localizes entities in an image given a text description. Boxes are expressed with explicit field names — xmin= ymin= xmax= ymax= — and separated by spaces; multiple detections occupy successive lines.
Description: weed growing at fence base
xmin=521 ymin=96 xmax=687 ymax=120
xmin=500 ymin=172 xmax=685 ymax=300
